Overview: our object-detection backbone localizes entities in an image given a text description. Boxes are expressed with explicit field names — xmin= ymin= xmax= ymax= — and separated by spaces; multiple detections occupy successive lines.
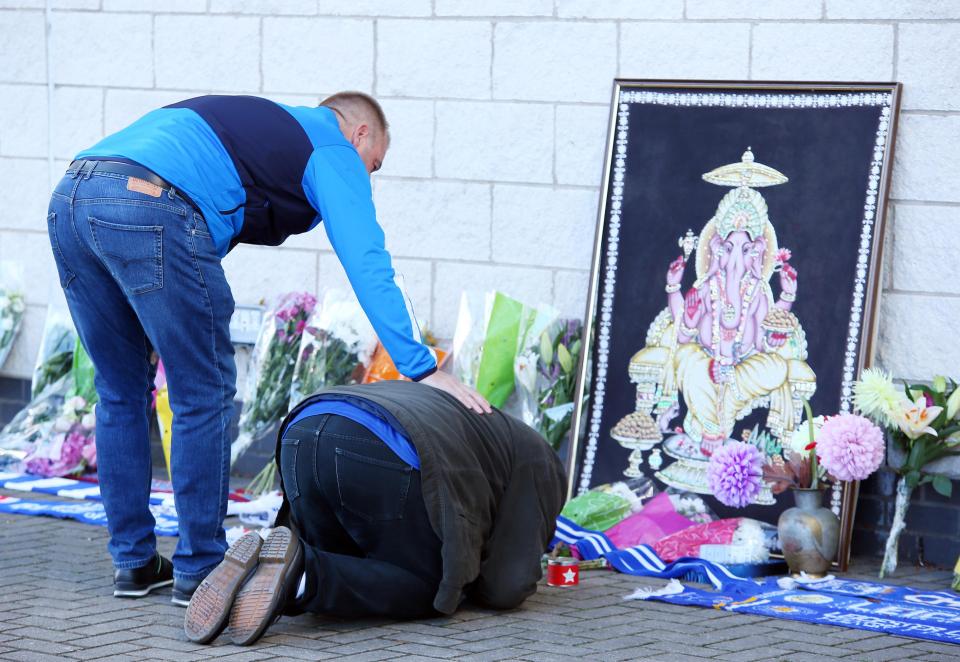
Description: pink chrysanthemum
xmin=706 ymin=441 xmax=764 ymax=508
xmin=816 ymin=413 xmax=885 ymax=482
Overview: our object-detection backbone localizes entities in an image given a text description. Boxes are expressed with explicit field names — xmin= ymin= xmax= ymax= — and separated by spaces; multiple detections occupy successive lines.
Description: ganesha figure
xmin=614 ymin=148 xmax=817 ymax=491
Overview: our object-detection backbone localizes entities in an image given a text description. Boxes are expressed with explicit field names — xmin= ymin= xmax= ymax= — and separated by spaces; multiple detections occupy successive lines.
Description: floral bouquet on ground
xmin=4 ymin=339 xmax=98 ymax=477
xmin=31 ymin=303 xmax=77 ymax=399
xmin=231 ymin=292 xmax=317 ymax=466
xmin=0 ymin=263 xmax=26 ymax=369
xmin=853 ymin=369 xmax=960 ymax=577
xmin=289 ymin=290 xmax=377 ymax=405
xmin=515 ymin=318 xmax=583 ymax=450
xmin=23 ymin=394 xmax=97 ymax=477
xmin=0 ymin=393 xmax=63 ymax=471
xmin=453 ymin=291 xmax=559 ymax=409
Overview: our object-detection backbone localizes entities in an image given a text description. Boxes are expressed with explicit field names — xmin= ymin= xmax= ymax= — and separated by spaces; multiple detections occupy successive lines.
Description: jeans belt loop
xmin=82 ymin=159 xmax=96 ymax=180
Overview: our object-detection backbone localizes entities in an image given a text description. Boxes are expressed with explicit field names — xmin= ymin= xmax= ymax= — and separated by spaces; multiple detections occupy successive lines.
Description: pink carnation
xmin=81 ymin=436 xmax=97 ymax=470
xmin=706 ymin=441 xmax=764 ymax=508
xmin=775 ymin=248 xmax=792 ymax=264
xmin=816 ymin=413 xmax=884 ymax=482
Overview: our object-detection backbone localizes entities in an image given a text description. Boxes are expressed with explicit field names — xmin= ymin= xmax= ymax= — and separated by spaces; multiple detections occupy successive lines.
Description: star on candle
xmin=562 ymin=568 xmax=577 ymax=584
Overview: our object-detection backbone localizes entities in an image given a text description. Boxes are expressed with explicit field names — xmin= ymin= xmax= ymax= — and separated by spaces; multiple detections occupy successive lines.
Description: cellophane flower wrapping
xmin=515 ymin=318 xmax=582 ymax=450
xmin=0 ymin=262 xmax=26 ymax=369
xmin=31 ymin=301 xmax=77 ymax=399
xmin=560 ymin=477 xmax=657 ymax=531
xmin=232 ymin=292 xmax=316 ymax=465
xmin=453 ymin=291 xmax=558 ymax=409
xmin=289 ymin=290 xmax=377 ymax=405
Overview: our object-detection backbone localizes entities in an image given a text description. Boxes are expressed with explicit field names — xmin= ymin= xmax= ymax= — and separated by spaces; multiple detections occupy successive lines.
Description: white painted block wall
xmin=0 ymin=0 xmax=957 ymax=384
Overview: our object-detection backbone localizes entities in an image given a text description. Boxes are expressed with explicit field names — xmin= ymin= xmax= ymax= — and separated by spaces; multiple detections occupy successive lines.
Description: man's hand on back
xmin=420 ymin=371 xmax=492 ymax=414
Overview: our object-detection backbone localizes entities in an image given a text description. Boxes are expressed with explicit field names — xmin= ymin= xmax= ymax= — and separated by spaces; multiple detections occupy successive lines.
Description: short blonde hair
xmin=321 ymin=91 xmax=390 ymax=145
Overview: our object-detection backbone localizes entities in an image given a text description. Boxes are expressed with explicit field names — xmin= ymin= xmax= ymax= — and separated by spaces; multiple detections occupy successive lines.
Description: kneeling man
xmin=185 ymin=380 xmax=566 ymax=645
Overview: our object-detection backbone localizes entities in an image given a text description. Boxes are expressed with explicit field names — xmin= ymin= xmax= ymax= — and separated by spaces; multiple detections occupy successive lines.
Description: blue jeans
xmin=47 ymin=162 xmax=236 ymax=581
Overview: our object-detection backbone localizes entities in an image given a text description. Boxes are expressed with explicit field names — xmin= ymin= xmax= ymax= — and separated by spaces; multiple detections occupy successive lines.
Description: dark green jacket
xmin=275 ymin=380 xmax=566 ymax=614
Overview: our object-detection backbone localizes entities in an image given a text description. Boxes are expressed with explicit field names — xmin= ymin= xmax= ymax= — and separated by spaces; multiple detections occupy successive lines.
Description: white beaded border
xmin=578 ymin=88 xmax=893 ymax=499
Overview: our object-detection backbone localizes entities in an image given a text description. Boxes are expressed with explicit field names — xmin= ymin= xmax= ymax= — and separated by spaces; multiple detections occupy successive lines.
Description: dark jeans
xmin=279 ymin=414 xmax=443 ymax=618
xmin=47 ymin=163 xmax=236 ymax=580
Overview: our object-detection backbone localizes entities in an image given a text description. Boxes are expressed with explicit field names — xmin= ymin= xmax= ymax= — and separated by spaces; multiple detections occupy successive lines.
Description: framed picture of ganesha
xmin=568 ymin=80 xmax=902 ymax=569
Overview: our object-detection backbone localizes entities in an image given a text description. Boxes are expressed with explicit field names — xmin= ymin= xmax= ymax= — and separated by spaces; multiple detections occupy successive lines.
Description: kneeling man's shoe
xmin=228 ymin=526 xmax=303 ymax=646
xmin=114 ymin=554 xmax=174 ymax=598
xmin=183 ymin=531 xmax=263 ymax=643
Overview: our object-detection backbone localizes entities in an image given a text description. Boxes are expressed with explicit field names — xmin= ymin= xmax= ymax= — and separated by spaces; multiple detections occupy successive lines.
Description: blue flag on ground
xmin=552 ymin=515 xmax=960 ymax=646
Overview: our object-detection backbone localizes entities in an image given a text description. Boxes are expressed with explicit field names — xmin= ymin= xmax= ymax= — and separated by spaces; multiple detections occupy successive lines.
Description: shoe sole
xmin=228 ymin=527 xmax=299 ymax=646
xmin=183 ymin=532 xmax=263 ymax=644
xmin=114 ymin=578 xmax=173 ymax=598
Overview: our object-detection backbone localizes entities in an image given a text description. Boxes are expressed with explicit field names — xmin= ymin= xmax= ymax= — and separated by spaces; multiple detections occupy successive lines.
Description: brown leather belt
xmin=68 ymin=158 xmax=172 ymax=190
xmin=68 ymin=159 xmax=201 ymax=213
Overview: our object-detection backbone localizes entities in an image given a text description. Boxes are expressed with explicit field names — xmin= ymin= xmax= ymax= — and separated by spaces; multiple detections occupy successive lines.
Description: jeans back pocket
xmin=88 ymin=217 xmax=163 ymax=295
xmin=335 ymin=448 xmax=412 ymax=522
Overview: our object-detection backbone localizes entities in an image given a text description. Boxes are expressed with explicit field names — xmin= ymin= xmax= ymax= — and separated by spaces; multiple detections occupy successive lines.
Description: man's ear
xmin=352 ymin=122 xmax=370 ymax=147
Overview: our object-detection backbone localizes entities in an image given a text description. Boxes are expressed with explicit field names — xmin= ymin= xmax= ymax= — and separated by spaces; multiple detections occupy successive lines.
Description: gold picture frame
xmin=567 ymin=79 xmax=902 ymax=571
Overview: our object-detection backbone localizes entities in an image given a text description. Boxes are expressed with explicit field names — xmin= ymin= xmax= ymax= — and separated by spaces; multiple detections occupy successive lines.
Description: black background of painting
xmin=577 ymin=92 xmax=885 ymax=525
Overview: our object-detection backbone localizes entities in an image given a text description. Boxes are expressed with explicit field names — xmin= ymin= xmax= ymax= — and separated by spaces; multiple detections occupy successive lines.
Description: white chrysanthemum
xmin=854 ymin=368 xmax=904 ymax=427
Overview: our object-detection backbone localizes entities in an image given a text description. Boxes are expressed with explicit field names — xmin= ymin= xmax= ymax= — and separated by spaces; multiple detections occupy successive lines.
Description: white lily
xmin=947 ymin=387 xmax=960 ymax=420
xmin=896 ymin=396 xmax=943 ymax=440
xmin=514 ymin=351 xmax=538 ymax=394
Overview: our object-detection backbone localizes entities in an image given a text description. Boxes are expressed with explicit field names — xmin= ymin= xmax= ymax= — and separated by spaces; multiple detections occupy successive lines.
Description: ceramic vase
xmin=778 ymin=487 xmax=840 ymax=577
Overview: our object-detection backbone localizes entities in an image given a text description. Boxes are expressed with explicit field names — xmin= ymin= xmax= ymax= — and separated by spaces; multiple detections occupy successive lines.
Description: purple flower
xmin=816 ymin=413 xmax=884 ymax=482
xmin=706 ymin=441 xmax=764 ymax=508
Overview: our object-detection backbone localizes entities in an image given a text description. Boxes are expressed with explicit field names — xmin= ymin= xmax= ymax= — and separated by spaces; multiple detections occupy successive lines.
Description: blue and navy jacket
xmin=78 ymin=95 xmax=437 ymax=380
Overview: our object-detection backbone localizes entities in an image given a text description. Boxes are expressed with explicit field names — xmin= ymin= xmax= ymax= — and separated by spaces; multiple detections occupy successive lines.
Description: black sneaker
xmin=172 ymin=576 xmax=203 ymax=608
xmin=114 ymin=554 xmax=174 ymax=598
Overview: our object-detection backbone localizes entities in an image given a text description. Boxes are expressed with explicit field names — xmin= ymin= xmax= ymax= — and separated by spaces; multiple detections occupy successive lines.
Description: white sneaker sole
xmin=113 ymin=578 xmax=174 ymax=598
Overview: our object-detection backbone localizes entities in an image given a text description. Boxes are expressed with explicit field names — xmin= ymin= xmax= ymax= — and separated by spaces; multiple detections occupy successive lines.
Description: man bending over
xmin=183 ymin=380 xmax=566 ymax=645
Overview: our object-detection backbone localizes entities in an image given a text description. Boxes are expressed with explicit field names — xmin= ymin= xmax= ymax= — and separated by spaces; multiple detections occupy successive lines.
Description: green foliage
xmin=932 ymin=474 xmax=953 ymax=498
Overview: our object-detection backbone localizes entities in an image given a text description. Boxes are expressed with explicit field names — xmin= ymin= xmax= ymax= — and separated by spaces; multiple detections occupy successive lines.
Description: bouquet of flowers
xmin=23 ymin=394 xmax=97 ymax=477
xmin=0 ymin=392 xmax=63 ymax=471
xmin=2 ymin=339 xmax=98 ymax=477
xmin=453 ymin=291 xmax=559 ymax=409
xmin=31 ymin=303 xmax=77 ymax=399
xmin=515 ymin=318 xmax=583 ymax=450
xmin=0 ymin=263 xmax=25 ymax=369
xmin=231 ymin=292 xmax=316 ymax=465
xmin=853 ymin=369 xmax=960 ymax=577
xmin=289 ymin=290 xmax=377 ymax=405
